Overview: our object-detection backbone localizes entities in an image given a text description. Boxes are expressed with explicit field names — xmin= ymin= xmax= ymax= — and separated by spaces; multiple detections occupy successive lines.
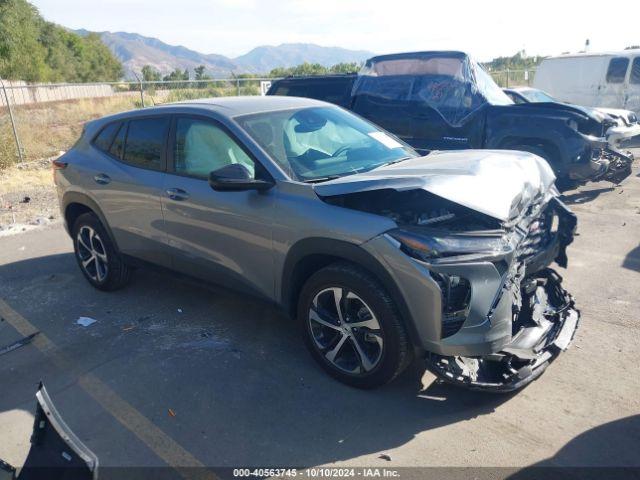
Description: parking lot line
xmin=0 ymin=298 xmax=218 ymax=480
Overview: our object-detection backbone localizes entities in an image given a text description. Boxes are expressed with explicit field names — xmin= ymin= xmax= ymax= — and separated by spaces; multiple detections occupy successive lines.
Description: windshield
xmin=236 ymin=106 xmax=418 ymax=182
xmin=520 ymin=89 xmax=556 ymax=103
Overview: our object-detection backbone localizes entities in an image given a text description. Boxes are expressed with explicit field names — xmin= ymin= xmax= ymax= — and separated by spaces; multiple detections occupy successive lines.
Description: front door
xmin=160 ymin=115 xmax=276 ymax=299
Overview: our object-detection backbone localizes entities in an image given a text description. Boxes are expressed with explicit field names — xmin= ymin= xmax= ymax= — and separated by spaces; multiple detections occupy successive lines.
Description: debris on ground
xmin=168 ymin=409 xmax=176 ymax=417
xmin=20 ymin=196 xmax=31 ymax=204
xmin=378 ymin=454 xmax=392 ymax=461
xmin=122 ymin=325 xmax=135 ymax=332
xmin=177 ymin=308 xmax=183 ymax=313
xmin=0 ymin=332 xmax=39 ymax=357
xmin=76 ymin=317 xmax=97 ymax=327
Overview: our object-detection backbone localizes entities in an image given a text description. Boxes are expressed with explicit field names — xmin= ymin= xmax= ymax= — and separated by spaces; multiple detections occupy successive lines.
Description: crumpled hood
xmin=313 ymin=150 xmax=556 ymax=222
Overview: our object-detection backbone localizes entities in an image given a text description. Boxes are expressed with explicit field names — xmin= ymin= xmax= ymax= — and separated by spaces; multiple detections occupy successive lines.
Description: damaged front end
xmin=382 ymin=192 xmax=580 ymax=392
xmin=425 ymin=269 xmax=579 ymax=392
xmin=316 ymin=151 xmax=581 ymax=392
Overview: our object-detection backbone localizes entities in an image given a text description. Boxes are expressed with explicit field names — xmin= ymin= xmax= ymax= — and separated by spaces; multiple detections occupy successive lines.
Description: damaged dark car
xmin=268 ymin=51 xmax=635 ymax=187
xmin=55 ymin=96 xmax=579 ymax=392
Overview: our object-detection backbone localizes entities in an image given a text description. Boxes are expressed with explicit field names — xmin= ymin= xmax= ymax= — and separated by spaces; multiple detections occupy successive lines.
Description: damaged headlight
xmin=386 ymin=229 xmax=511 ymax=261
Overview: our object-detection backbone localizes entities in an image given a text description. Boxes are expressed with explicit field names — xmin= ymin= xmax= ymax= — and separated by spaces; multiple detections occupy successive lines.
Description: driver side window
xmin=174 ymin=117 xmax=255 ymax=179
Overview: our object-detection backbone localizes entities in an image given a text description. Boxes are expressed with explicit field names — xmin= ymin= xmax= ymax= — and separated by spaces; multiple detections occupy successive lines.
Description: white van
xmin=534 ymin=50 xmax=640 ymax=115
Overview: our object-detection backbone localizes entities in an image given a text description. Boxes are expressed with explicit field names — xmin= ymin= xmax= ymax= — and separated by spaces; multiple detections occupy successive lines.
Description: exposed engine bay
xmin=324 ymin=188 xmax=502 ymax=231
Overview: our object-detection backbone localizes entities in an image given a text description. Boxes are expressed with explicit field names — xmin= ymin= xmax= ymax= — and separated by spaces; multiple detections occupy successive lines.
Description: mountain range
xmin=74 ymin=30 xmax=374 ymax=78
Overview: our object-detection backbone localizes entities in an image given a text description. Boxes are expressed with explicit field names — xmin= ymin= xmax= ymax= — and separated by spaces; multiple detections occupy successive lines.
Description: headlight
xmin=386 ymin=229 xmax=511 ymax=261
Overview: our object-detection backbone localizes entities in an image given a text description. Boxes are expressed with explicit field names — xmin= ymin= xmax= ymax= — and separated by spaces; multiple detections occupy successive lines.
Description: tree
xmin=194 ymin=65 xmax=210 ymax=81
xmin=330 ymin=62 xmax=360 ymax=74
xmin=0 ymin=0 xmax=49 ymax=81
xmin=163 ymin=68 xmax=190 ymax=82
xmin=141 ymin=65 xmax=162 ymax=82
xmin=0 ymin=0 xmax=122 ymax=82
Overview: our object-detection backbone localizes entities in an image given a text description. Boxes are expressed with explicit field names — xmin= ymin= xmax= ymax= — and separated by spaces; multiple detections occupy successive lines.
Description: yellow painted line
xmin=0 ymin=298 xmax=218 ymax=480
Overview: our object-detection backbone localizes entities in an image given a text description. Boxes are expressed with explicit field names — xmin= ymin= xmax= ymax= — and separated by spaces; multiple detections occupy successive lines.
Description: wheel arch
xmin=280 ymin=237 xmax=419 ymax=347
xmin=62 ymin=192 xmax=119 ymax=249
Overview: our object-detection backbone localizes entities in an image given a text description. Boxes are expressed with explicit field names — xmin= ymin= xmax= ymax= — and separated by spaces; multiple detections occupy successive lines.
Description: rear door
xmin=160 ymin=115 xmax=275 ymax=298
xmin=88 ymin=115 xmax=171 ymax=266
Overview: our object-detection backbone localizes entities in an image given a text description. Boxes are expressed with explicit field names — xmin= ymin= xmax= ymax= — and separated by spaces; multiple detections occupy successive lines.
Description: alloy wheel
xmin=76 ymin=225 xmax=108 ymax=283
xmin=308 ymin=287 xmax=384 ymax=375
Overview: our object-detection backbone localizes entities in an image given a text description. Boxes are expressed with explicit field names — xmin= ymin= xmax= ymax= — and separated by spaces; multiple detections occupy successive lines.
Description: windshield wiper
xmin=304 ymin=175 xmax=342 ymax=184
xmin=376 ymin=156 xmax=414 ymax=168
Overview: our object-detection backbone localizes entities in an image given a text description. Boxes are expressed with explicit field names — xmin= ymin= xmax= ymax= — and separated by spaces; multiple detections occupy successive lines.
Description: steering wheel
xmin=332 ymin=145 xmax=350 ymax=157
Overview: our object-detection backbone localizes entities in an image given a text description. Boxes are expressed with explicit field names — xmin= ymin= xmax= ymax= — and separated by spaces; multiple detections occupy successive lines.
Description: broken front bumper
xmin=570 ymin=136 xmax=635 ymax=184
xmin=424 ymin=269 xmax=580 ymax=392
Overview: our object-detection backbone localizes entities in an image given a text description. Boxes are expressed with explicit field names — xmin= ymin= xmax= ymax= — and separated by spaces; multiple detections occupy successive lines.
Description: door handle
xmin=93 ymin=173 xmax=111 ymax=185
xmin=166 ymin=188 xmax=190 ymax=201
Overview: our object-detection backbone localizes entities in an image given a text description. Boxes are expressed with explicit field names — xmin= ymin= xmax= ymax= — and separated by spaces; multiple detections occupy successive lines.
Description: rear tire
xmin=72 ymin=212 xmax=131 ymax=291
xmin=297 ymin=262 xmax=413 ymax=389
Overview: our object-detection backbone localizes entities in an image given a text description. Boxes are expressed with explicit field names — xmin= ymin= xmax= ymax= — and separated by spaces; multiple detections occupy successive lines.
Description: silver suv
xmin=54 ymin=96 xmax=580 ymax=391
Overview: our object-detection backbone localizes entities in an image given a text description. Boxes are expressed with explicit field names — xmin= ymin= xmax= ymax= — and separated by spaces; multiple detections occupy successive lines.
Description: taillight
xmin=52 ymin=158 xmax=67 ymax=183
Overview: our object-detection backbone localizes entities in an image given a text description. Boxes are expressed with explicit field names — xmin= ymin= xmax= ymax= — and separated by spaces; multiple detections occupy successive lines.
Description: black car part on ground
xmin=267 ymin=51 xmax=634 ymax=186
xmin=0 ymin=383 xmax=98 ymax=480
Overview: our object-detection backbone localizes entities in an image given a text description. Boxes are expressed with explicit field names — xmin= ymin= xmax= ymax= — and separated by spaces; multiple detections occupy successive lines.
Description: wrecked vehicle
xmin=504 ymin=86 xmax=640 ymax=148
xmin=54 ymin=96 xmax=579 ymax=391
xmin=267 ymin=51 xmax=635 ymax=187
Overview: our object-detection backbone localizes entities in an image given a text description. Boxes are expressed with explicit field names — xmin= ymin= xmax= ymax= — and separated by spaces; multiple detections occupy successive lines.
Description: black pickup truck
xmin=268 ymin=51 xmax=635 ymax=187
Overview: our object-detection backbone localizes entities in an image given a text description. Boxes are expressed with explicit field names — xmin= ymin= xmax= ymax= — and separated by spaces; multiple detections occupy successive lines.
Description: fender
xmin=484 ymin=105 xmax=589 ymax=167
xmin=61 ymin=191 xmax=119 ymax=250
xmin=280 ymin=237 xmax=420 ymax=347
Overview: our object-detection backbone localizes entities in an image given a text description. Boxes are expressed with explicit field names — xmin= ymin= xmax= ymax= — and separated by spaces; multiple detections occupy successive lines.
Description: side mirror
xmin=208 ymin=163 xmax=274 ymax=192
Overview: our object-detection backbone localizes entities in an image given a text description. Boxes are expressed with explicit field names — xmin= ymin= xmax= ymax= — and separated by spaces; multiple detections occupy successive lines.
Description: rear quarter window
xmin=606 ymin=57 xmax=629 ymax=83
xmin=122 ymin=117 xmax=170 ymax=170
xmin=92 ymin=122 xmax=121 ymax=153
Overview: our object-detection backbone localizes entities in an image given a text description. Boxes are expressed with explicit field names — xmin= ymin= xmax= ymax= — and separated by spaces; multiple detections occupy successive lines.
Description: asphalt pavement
xmin=0 ymin=158 xmax=639 ymax=479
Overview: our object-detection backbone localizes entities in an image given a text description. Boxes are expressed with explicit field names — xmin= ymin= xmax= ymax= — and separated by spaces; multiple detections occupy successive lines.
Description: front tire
xmin=72 ymin=212 xmax=131 ymax=291
xmin=297 ymin=262 xmax=413 ymax=389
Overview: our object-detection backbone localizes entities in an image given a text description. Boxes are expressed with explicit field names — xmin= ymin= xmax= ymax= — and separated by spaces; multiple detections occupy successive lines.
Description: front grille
xmin=517 ymin=205 xmax=555 ymax=264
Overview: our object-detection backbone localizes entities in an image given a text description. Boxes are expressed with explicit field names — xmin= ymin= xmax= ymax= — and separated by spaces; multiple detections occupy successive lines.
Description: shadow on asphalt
xmin=622 ymin=244 xmax=640 ymax=272
xmin=508 ymin=415 xmax=640 ymax=480
xmin=0 ymin=252 xmax=520 ymax=470
xmin=560 ymin=186 xmax=615 ymax=205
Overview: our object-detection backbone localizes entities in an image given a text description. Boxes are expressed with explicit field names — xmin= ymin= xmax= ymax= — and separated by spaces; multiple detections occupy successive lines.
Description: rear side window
xmin=631 ymin=58 xmax=640 ymax=84
xmin=122 ymin=117 xmax=169 ymax=170
xmin=110 ymin=124 xmax=126 ymax=159
xmin=606 ymin=57 xmax=629 ymax=83
xmin=93 ymin=122 xmax=121 ymax=153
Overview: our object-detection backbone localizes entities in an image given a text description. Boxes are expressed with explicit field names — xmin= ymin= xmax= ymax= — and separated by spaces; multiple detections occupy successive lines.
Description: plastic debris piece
xmin=76 ymin=317 xmax=97 ymax=327
xmin=177 ymin=308 xmax=183 ymax=313
xmin=0 ymin=332 xmax=39 ymax=356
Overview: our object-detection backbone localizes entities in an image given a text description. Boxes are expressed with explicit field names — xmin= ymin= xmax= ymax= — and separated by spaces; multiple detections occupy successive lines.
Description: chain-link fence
xmin=489 ymin=68 xmax=537 ymax=88
xmin=0 ymin=69 xmax=535 ymax=170
xmin=0 ymin=77 xmax=276 ymax=170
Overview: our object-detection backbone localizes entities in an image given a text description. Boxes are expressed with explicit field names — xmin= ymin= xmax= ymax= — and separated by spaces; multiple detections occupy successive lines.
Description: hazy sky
xmin=30 ymin=0 xmax=640 ymax=61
